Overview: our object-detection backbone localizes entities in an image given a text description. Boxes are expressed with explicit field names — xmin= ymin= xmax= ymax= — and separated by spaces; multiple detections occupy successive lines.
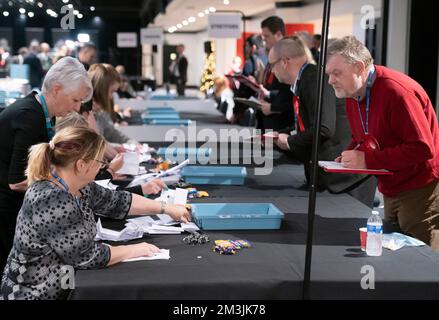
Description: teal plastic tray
xmin=146 ymin=107 xmax=177 ymax=112
xmin=190 ymin=203 xmax=284 ymax=230
xmin=182 ymin=166 xmax=247 ymax=185
xmin=150 ymin=119 xmax=192 ymax=126
xmin=157 ymin=147 xmax=211 ymax=159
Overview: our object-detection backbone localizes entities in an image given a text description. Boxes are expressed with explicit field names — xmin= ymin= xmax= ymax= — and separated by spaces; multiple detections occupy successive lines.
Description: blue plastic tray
xmin=142 ymin=113 xmax=181 ymax=122
xmin=190 ymin=203 xmax=284 ymax=230
xmin=157 ymin=147 xmax=211 ymax=159
xmin=147 ymin=110 xmax=179 ymax=116
xmin=150 ymin=119 xmax=192 ymax=126
xmin=146 ymin=107 xmax=177 ymax=112
xmin=150 ymin=95 xmax=176 ymax=100
xmin=182 ymin=166 xmax=247 ymax=185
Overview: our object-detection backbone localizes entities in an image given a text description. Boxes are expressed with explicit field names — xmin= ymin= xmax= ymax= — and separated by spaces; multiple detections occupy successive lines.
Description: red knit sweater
xmin=345 ymin=65 xmax=439 ymax=197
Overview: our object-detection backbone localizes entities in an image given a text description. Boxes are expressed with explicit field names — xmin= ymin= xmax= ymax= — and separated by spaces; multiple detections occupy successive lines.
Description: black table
xmin=70 ymin=194 xmax=439 ymax=300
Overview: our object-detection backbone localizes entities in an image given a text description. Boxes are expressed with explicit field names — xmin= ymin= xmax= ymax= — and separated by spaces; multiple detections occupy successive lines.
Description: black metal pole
xmin=302 ymin=0 xmax=332 ymax=300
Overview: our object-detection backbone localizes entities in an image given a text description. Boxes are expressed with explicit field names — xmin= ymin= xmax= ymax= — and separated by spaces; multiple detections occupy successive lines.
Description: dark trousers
xmin=0 ymin=214 xmax=17 ymax=274
xmin=176 ymin=78 xmax=186 ymax=96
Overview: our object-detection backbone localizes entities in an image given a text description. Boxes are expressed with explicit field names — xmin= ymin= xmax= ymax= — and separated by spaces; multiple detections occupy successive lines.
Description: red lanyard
xmin=293 ymin=96 xmax=305 ymax=132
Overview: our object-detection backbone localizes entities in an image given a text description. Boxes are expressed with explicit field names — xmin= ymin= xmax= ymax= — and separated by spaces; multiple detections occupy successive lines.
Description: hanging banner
xmin=208 ymin=13 xmax=242 ymax=38
xmin=140 ymin=27 xmax=164 ymax=45
xmin=117 ymin=32 xmax=138 ymax=48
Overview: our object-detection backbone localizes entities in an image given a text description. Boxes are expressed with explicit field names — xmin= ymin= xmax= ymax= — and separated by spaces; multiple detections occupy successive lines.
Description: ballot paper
xmin=156 ymin=188 xmax=188 ymax=206
xmin=122 ymin=249 xmax=170 ymax=262
xmin=125 ymin=159 xmax=189 ymax=188
xmin=117 ymin=152 xmax=140 ymax=176
xmin=94 ymin=179 xmax=118 ymax=190
xmin=156 ymin=159 xmax=190 ymax=178
xmin=95 ymin=218 xmax=144 ymax=241
xmin=126 ymin=215 xmax=183 ymax=234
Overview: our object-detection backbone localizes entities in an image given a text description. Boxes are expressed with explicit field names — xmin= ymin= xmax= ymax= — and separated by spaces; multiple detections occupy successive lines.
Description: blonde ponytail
xmin=26 ymin=143 xmax=52 ymax=185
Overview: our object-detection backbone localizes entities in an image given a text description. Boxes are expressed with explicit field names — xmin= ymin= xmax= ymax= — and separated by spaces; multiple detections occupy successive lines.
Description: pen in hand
xmin=336 ymin=143 xmax=361 ymax=163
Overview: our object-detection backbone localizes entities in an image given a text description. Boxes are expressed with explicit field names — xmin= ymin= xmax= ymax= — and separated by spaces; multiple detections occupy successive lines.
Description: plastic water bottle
xmin=366 ymin=210 xmax=383 ymax=256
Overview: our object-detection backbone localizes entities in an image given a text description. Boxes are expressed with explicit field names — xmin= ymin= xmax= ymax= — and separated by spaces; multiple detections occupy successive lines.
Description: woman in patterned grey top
xmin=1 ymin=127 xmax=190 ymax=300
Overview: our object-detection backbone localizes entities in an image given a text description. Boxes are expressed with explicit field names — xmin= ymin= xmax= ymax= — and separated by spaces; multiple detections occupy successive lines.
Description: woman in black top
xmin=1 ymin=126 xmax=190 ymax=299
xmin=0 ymin=57 xmax=93 ymax=273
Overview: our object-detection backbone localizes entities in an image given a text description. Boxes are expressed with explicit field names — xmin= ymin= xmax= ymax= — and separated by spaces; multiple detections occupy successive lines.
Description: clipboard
xmin=226 ymin=74 xmax=261 ymax=93
xmin=318 ymin=161 xmax=393 ymax=175
xmin=234 ymin=97 xmax=264 ymax=110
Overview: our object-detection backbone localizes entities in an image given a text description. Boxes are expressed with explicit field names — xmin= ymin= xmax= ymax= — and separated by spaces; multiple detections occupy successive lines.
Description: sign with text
xmin=117 ymin=32 xmax=138 ymax=48
xmin=208 ymin=13 xmax=242 ymax=38
xmin=140 ymin=27 xmax=164 ymax=45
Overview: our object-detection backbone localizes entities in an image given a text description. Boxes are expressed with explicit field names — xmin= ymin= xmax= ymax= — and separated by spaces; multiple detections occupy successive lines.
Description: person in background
xmin=23 ymin=41 xmax=44 ymax=89
xmin=115 ymin=65 xmax=136 ymax=99
xmin=77 ymin=43 xmax=97 ymax=71
xmin=258 ymin=16 xmax=295 ymax=131
xmin=87 ymin=63 xmax=138 ymax=145
xmin=0 ymin=57 xmax=92 ymax=272
xmin=228 ymin=56 xmax=243 ymax=76
xmin=311 ymin=34 xmax=321 ymax=64
xmin=11 ymin=47 xmax=28 ymax=65
xmin=0 ymin=43 xmax=10 ymax=78
xmin=213 ymin=76 xmax=235 ymax=122
xmin=169 ymin=44 xmax=188 ymax=96
xmin=243 ymin=35 xmax=266 ymax=84
xmin=326 ymin=36 xmax=439 ymax=247
xmin=1 ymin=126 xmax=190 ymax=299
xmin=55 ymin=112 xmax=166 ymax=196
xmin=37 ymin=42 xmax=53 ymax=74
xmin=269 ymin=37 xmax=376 ymax=207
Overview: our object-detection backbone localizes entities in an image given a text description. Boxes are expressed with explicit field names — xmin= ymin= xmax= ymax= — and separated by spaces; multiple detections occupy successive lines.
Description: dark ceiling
xmin=0 ymin=0 xmax=172 ymax=26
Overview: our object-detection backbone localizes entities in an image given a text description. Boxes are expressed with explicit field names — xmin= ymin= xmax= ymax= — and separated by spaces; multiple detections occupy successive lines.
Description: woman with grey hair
xmin=0 ymin=56 xmax=93 ymax=272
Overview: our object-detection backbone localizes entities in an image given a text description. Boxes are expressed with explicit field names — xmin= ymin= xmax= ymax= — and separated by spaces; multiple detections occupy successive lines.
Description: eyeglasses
xmin=93 ymin=159 xmax=109 ymax=169
xmin=270 ymin=58 xmax=282 ymax=69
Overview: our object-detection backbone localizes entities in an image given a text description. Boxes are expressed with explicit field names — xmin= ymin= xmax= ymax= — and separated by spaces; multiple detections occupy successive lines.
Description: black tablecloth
xmin=70 ymin=194 xmax=439 ymax=300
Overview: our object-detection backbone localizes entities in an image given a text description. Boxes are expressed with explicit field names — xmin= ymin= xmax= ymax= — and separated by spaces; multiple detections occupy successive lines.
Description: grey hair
xmin=42 ymin=56 xmax=93 ymax=101
xmin=327 ymin=36 xmax=374 ymax=67
xmin=273 ymin=36 xmax=316 ymax=64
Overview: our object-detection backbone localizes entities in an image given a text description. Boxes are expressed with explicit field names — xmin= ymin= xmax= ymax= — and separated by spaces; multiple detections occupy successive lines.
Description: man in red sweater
xmin=326 ymin=36 xmax=439 ymax=247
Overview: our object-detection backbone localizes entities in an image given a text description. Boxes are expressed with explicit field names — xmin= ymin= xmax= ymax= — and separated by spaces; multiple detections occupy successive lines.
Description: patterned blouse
xmin=1 ymin=180 xmax=132 ymax=300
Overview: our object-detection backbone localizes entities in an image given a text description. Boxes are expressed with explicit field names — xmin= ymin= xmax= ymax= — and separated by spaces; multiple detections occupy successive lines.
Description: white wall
xmin=386 ymin=0 xmax=410 ymax=73
xmin=147 ymin=32 xmax=209 ymax=86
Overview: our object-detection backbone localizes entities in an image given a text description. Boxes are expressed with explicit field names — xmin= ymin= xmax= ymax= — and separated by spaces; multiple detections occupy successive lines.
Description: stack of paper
xmin=122 ymin=249 xmax=170 ymax=262
xmin=95 ymin=219 xmax=144 ymax=242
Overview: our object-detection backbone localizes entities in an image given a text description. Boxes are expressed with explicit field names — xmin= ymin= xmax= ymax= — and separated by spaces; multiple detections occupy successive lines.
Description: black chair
xmin=240 ymin=107 xmax=256 ymax=127
xmin=218 ymin=100 xmax=228 ymax=115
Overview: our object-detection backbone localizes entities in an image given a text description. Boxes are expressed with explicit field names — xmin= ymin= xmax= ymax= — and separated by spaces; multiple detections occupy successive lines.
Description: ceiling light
xmin=3 ymin=11 xmax=9 ymax=17
xmin=224 ymin=0 xmax=230 ymax=5
xmin=209 ymin=7 xmax=216 ymax=13
xmin=176 ymin=23 xmax=182 ymax=29
xmin=198 ymin=12 xmax=204 ymax=17
xmin=19 ymin=8 xmax=26 ymax=14
xmin=28 ymin=12 xmax=34 ymax=17
xmin=182 ymin=20 xmax=188 ymax=26
xmin=77 ymin=13 xmax=83 ymax=19
xmin=188 ymin=16 xmax=196 ymax=23
xmin=90 ymin=6 xmax=95 ymax=11
xmin=37 ymin=2 xmax=43 ymax=7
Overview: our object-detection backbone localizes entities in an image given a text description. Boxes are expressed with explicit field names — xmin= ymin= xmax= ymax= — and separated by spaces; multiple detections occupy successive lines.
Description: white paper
xmin=318 ymin=161 xmax=391 ymax=174
xmin=122 ymin=249 xmax=170 ymax=262
xmin=181 ymin=222 xmax=200 ymax=232
xmin=95 ymin=218 xmax=144 ymax=242
xmin=94 ymin=179 xmax=118 ymax=190
xmin=126 ymin=215 xmax=183 ymax=234
xmin=156 ymin=188 xmax=188 ymax=206
xmin=156 ymin=159 xmax=190 ymax=178
xmin=117 ymin=152 xmax=140 ymax=175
